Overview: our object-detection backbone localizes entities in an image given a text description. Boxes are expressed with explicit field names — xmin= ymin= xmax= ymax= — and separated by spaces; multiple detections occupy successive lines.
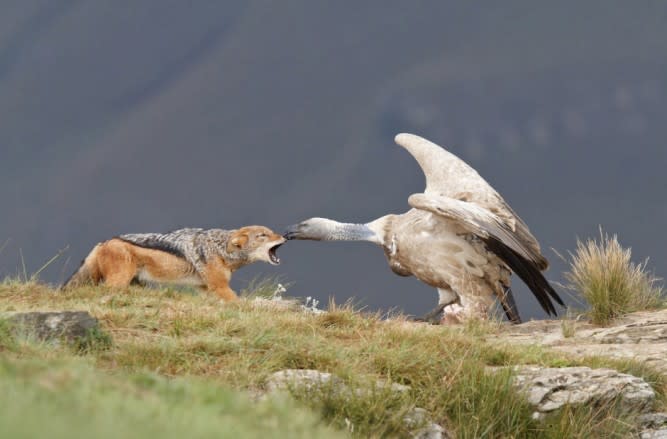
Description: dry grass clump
xmin=563 ymin=230 xmax=664 ymax=325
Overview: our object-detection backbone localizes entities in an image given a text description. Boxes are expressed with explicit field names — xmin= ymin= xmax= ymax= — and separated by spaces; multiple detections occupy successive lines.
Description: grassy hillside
xmin=0 ymin=358 xmax=342 ymax=439
xmin=0 ymin=280 xmax=664 ymax=438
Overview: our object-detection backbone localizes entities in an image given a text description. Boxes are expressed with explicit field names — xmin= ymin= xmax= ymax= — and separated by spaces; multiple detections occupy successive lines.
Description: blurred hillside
xmin=1 ymin=1 xmax=666 ymax=318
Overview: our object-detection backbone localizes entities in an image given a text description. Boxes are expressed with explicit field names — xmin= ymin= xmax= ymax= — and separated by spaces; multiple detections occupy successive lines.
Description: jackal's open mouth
xmin=268 ymin=243 xmax=282 ymax=265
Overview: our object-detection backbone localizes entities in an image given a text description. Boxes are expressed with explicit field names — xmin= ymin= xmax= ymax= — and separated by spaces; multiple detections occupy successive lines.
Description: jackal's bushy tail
xmin=61 ymin=245 xmax=101 ymax=290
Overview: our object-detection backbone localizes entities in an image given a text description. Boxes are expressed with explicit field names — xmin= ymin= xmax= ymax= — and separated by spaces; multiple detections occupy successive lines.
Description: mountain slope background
xmin=1 ymin=1 xmax=666 ymax=319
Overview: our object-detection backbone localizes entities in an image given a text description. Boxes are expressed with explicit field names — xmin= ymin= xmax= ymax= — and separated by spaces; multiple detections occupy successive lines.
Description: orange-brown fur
xmin=62 ymin=226 xmax=285 ymax=301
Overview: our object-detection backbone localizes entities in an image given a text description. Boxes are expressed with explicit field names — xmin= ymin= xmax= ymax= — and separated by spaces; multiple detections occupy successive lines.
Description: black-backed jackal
xmin=62 ymin=226 xmax=285 ymax=301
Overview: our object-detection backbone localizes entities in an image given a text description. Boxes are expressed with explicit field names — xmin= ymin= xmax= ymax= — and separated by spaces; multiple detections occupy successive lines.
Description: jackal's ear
xmin=227 ymin=232 xmax=249 ymax=252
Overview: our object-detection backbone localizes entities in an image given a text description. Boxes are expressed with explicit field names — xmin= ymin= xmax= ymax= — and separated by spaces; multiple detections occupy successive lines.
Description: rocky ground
xmin=499 ymin=309 xmax=667 ymax=438
xmin=10 ymin=305 xmax=667 ymax=438
xmin=500 ymin=309 xmax=667 ymax=374
xmin=2 ymin=286 xmax=666 ymax=438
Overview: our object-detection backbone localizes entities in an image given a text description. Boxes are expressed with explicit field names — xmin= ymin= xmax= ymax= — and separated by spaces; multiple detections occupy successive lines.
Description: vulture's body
xmin=285 ymin=133 xmax=563 ymax=323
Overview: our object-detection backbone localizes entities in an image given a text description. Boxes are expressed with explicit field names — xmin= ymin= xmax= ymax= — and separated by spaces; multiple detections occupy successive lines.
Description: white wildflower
xmin=344 ymin=418 xmax=354 ymax=433
xmin=272 ymin=283 xmax=287 ymax=300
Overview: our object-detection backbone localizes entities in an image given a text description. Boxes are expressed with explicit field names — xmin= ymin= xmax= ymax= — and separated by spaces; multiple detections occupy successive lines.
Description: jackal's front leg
xmin=210 ymin=285 xmax=238 ymax=302
xmin=202 ymin=259 xmax=238 ymax=302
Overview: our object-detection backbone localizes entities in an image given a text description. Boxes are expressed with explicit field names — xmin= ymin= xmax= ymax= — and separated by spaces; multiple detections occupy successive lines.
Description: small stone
xmin=403 ymin=408 xmax=449 ymax=439
xmin=376 ymin=380 xmax=411 ymax=394
xmin=403 ymin=407 xmax=429 ymax=427
xmin=411 ymin=422 xmax=447 ymax=439
xmin=265 ymin=369 xmax=340 ymax=393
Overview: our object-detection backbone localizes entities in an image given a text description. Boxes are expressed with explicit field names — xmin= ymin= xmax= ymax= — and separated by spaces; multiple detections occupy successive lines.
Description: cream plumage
xmin=284 ymin=133 xmax=563 ymax=323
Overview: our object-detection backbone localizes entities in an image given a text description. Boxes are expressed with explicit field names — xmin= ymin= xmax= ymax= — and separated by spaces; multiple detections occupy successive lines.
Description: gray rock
xmin=4 ymin=311 xmax=108 ymax=347
xmin=265 ymin=369 xmax=340 ymax=393
xmin=374 ymin=380 xmax=411 ymax=394
xmin=511 ymin=366 xmax=655 ymax=415
xmin=404 ymin=407 xmax=449 ymax=439
xmin=496 ymin=310 xmax=667 ymax=435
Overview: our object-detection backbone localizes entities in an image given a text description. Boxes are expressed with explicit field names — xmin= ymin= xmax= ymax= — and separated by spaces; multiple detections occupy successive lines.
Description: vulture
xmin=284 ymin=133 xmax=564 ymax=323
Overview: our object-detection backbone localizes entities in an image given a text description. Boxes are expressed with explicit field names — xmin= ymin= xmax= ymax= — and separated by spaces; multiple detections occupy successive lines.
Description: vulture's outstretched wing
xmin=395 ymin=133 xmax=548 ymax=270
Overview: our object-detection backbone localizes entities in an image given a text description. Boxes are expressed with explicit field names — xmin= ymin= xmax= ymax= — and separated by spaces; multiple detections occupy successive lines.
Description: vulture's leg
xmin=413 ymin=288 xmax=459 ymax=324
xmin=497 ymin=285 xmax=522 ymax=324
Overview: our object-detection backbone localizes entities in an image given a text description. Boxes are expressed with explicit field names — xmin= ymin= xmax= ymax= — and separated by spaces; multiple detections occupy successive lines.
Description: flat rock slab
xmin=500 ymin=309 xmax=667 ymax=373
xmin=511 ymin=366 xmax=655 ymax=415
xmin=4 ymin=311 xmax=104 ymax=345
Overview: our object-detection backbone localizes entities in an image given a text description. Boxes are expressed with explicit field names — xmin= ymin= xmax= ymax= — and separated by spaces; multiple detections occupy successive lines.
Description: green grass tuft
xmin=74 ymin=326 xmax=113 ymax=353
xmin=538 ymin=401 xmax=637 ymax=439
xmin=563 ymin=229 xmax=665 ymax=325
xmin=288 ymin=376 xmax=415 ymax=437
xmin=0 ymin=318 xmax=17 ymax=351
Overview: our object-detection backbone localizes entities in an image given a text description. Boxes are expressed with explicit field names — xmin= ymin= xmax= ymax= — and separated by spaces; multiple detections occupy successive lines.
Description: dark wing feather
xmin=484 ymin=237 xmax=564 ymax=316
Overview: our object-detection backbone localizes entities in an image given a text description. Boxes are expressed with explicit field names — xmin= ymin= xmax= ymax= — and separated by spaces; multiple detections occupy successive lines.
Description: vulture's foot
xmin=412 ymin=303 xmax=447 ymax=325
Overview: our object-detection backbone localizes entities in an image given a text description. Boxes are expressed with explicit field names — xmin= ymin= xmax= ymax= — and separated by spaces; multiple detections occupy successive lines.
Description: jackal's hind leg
xmin=95 ymin=240 xmax=136 ymax=288
xmin=103 ymin=270 xmax=136 ymax=288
